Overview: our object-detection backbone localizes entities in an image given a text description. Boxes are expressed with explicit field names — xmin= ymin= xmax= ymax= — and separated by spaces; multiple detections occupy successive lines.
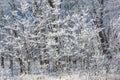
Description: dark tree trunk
xmin=48 ymin=0 xmax=54 ymax=8
xmin=18 ymin=58 xmax=23 ymax=74
xmin=97 ymin=1 xmax=112 ymax=78
xmin=10 ymin=59 xmax=13 ymax=76
xmin=28 ymin=61 xmax=30 ymax=74
xmin=1 ymin=56 xmax=4 ymax=68
xmin=97 ymin=0 xmax=112 ymax=59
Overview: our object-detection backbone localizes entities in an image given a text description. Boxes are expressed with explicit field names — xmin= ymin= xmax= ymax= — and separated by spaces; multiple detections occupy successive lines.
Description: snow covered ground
xmin=0 ymin=73 xmax=120 ymax=80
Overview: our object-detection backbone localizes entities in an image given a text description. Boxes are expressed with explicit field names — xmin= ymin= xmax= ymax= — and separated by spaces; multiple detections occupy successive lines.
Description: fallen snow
xmin=0 ymin=73 xmax=120 ymax=80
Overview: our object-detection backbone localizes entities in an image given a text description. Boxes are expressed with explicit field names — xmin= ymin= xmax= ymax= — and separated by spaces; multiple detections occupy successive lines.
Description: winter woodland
xmin=0 ymin=0 xmax=120 ymax=80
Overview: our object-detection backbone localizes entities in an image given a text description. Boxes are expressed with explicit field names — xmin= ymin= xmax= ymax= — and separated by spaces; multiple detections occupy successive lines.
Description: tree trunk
xmin=28 ymin=61 xmax=30 ymax=74
xmin=18 ymin=58 xmax=23 ymax=74
xmin=97 ymin=0 xmax=112 ymax=78
xmin=1 ymin=56 xmax=4 ymax=68
xmin=97 ymin=0 xmax=112 ymax=59
xmin=10 ymin=59 xmax=13 ymax=76
xmin=48 ymin=0 xmax=54 ymax=8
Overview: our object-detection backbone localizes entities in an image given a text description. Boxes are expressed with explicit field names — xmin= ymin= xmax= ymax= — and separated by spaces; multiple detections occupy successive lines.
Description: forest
xmin=0 ymin=0 xmax=120 ymax=80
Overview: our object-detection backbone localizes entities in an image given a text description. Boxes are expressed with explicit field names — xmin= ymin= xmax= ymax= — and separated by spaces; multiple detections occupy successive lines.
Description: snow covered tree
xmin=0 ymin=0 xmax=119 ymax=79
